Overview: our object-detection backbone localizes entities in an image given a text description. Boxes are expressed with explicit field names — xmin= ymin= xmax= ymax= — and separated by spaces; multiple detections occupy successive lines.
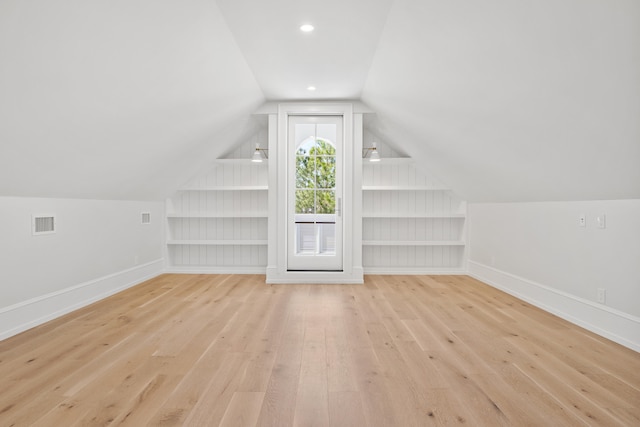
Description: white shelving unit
xmin=362 ymin=156 xmax=467 ymax=273
xmin=165 ymin=132 xmax=467 ymax=275
xmin=166 ymin=155 xmax=269 ymax=273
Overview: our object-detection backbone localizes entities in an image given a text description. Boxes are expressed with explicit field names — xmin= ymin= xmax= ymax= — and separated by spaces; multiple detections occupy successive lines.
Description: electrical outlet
xmin=578 ymin=214 xmax=586 ymax=227
xmin=596 ymin=214 xmax=606 ymax=229
xmin=597 ymin=288 xmax=606 ymax=304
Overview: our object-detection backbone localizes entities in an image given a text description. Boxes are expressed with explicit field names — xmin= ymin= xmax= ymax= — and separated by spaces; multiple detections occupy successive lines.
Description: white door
xmin=287 ymin=116 xmax=343 ymax=271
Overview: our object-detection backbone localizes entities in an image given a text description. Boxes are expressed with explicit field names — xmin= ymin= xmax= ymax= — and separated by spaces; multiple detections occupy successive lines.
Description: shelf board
xmin=362 ymin=213 xmax=465 ymax=219
xmin=167 ymin=213 xmax=268 ymax=218
xmin=362 ymin=186 xmax=450 ymax=191
xmin=167 ymin=240 xmax=268 ymax=246
xmin=362 ymin=240 xmax=465 ymax=246
xmin=178 ymin=186 xmax=268 ymax=191
xmin=362 ymin=157 xmax=413 ymax=165
xmin=214 ymin=158 xmax=269 ymax=165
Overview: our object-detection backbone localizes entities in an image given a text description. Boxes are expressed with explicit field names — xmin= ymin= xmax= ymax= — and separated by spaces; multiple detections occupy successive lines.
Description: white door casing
xmin=267 ymin=102 xmax=363 ymax=284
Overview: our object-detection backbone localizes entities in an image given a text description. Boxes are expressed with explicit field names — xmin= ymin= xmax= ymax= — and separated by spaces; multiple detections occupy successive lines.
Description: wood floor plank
xmin=182 ymin=352 xmax=251 ymax=426
xmin=470 ymin=372 xmax=571 ymax=426
xmin=326 ymin=317 xmax=360 ymax=393
xmin=508 ymin=336 xmax=628 ymax=425
xmin=328 ymin=391 xmax=368 ymax=427
xmin=293 ymin=325 xmax=329 ymax=427
xmin=255 ymin=310 xmax=306 ymax=427
xmin=425 ymin=350 xmax=512 ymax=426
xmin=1 ymin=273 xmax=638 ymax=426
xmin=349 ymin=345 xmax=401 ymax=427
xmin=363 ymin=322 xmax=437 ymax=426
xmin=219 ymin=391 xmax=265 ymax=427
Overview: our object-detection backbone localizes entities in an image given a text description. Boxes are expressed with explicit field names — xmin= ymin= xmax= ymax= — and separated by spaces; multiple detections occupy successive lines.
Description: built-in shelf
xmin=178 ymin=186 xmax=268 ymax=191
xmin=167 ymin=240 xmax=268 ymax=246
xmin=167 ymin=212 xmax=268 ymax=218
xmin=362 ymin=213 xmax=465 ymax=219
xmin=214 ymin=158 xmax=269 ymax=165
xmin=362 ymin=185 xmax=451 ymax=191
xmin=363 ymin=240 xmax=466 ymax=246
xmin=167 ymin=149 xmax=269 ymax=272
xmin=361 ymin=146 xmax=467 ymax=273
xmin=362 ymin=157 xmax=413 ymax=165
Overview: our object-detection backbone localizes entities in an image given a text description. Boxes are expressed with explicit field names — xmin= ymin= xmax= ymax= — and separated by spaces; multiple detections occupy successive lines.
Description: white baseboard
xmin=165 ymin=266 xmax=267 ymax=275
xmin=468 ymin=261 xmax=640 ymax=352
xmin=0 ymin=259 xmax=164 ymax=341
xmin=364 ymin=267 xmax=467 ymax=275
xmin=266 ymin=266 xmax=364 ymax=284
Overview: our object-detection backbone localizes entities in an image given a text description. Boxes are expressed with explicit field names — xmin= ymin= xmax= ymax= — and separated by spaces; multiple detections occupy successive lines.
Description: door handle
xmin=336 ymin=197 xmax=342 ymax=217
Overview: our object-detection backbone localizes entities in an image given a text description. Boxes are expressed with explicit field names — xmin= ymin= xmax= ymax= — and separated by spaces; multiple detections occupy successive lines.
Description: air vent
xmin=32 ymin=215 xmax=56 ymax=235
xmin=141 ymin=212 xmax=151 ymax=224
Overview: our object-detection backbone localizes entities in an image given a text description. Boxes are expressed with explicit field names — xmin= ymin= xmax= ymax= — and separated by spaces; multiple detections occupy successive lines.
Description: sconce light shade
xmin=251 ymin=149 xmax=263 ymax=162
xmin=252 ymin=143 xmax=267 ymax=162
xmin=369 ymin=146 xmax=381 ymax=162
xmin=363 ymin=142 xmax=382 ymax=162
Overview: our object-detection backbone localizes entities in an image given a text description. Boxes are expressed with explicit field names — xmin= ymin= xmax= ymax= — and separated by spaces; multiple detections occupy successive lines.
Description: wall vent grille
xmin=32 ymin=215 xmax=56 ymax=235
xmin=141 ymin=212 xmax=151 ymax=224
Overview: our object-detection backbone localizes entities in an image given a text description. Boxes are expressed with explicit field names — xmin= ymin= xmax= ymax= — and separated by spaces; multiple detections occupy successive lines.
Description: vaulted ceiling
xmin=1 ymin=0 xmax=638 ymax=201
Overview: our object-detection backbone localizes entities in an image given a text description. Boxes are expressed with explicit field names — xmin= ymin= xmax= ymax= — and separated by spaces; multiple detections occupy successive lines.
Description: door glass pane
xmin=318 ymin=223 xmax=336 ymax=254
xmin=312 ymin=139 xmax=335 ymax=156
xmin=296 ymin=223 xmax=317 ymax=254
xmin=316 ymin=124 xmax=337 ymax=147
xmin=296 ymin=156 xmax=316 ymax=188
xmin=293 ymin=122 xmax=337 ymax=257
xmin=315 ymin=156 xmax=335 ymax=188
xmin=297 ymin=136 xmax=317 ymax=156
xmin=295 ymin=125 xmax=316 ymax=154
xmin=316 ymin=190 xmax=335 ymax=214
xmin=296 ymin=189 xmax=315 ymax=214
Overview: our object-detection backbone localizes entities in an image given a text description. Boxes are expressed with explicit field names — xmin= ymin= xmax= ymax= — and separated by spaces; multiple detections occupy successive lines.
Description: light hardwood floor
xmin=1 ymin=274 xmax=639 ymax=426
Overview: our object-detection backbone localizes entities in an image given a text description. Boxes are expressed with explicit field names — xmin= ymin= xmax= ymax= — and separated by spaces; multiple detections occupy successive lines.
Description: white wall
xmin=0 ymin=197 xmax=164 ymax=339
xmin=468 ymin=200 xmax=640 ymax=351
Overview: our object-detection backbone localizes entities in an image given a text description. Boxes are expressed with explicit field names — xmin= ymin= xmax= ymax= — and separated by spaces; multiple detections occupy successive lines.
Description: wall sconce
xmin=362 ymin=142 xmax=381 ymax=162
xmin=251 ymin=143 xmax=269 ymax=162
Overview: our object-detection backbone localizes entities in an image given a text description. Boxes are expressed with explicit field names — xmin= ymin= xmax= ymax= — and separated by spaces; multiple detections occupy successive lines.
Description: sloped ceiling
xmin=362 ymin=0 xmax=640 ymax=202
xmin=1 ymin=0 xmax=638 ymax=202
xmin=0 ymin=0 xmax=264 ymax=200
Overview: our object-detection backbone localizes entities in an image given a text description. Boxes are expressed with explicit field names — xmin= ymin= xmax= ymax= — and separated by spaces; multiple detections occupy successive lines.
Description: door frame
xmin=266 ymin=102 xmax=363 ymax=284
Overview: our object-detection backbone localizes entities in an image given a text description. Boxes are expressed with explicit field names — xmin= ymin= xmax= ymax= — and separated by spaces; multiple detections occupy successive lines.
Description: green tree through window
xmin=296 ymin=139 xmax=336 ymax=215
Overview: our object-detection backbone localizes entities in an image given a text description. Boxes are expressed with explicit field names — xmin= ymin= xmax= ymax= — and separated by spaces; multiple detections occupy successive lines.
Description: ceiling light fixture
xmin=307 ymin=86 xmax=316 ymax=91
xmin=362 ymin=142 xmax=381 ymax=162
xmin=300 ymin=24 xmax=314 ymax=32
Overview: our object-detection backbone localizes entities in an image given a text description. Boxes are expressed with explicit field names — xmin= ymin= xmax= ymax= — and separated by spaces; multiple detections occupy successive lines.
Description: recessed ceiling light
xmin=300 ymin=24 xmax=314 ymax=32
xmin=307 ymin=86 xmax=316 ymax=91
